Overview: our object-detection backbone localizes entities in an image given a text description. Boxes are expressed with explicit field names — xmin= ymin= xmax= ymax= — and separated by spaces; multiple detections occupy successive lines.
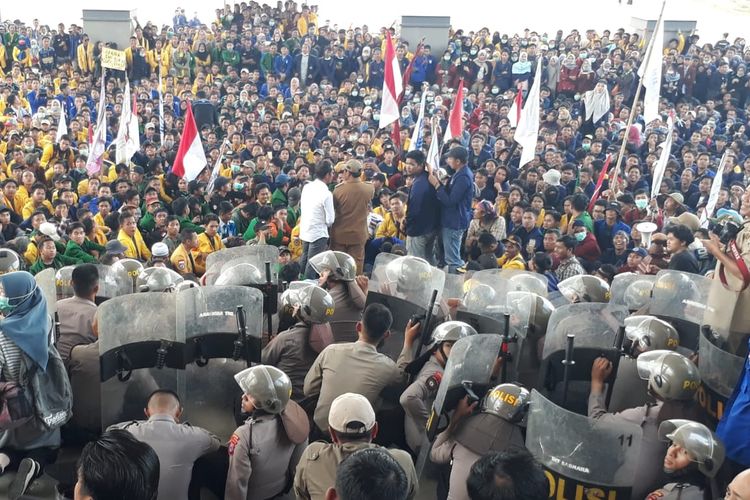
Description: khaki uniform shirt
xmin=327 ymin=281 xmax=366 ymax=344
xmin=225 ymin=414 xmax=307 ymax=500
xmin=330 ymin=180 xmax=375 ymax=244
xmin=261 ymin=324 xmax=318 ymax=401
xmin=399 ymin=356 xmax=444 ymax=451
xmin=68 ymin=341 xmax=101 ymax=433
xmin=110 ymin=414 xmax=221 ymax=500
xmin=293 ymin=441 xmax=417 ymax=500
xmin=705 ymin=225 xmax=750 ymax=339
xmin=304 ymin=340 xmax=414 ymax=432
xmin=55 ymin=295 xmax=97 ymax=362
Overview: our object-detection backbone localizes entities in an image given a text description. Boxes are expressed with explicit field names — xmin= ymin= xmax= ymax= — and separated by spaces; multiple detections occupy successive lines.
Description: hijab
xmin=583 ymin=81 xmax=611 ymax=123
xmin=0 ymin=271 xmax=51 ymax=370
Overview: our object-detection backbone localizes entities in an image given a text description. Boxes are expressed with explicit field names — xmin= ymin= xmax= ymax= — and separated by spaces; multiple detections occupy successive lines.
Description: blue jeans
xmin=300 ymin=237 xmax=329 ymax=279
xmin=441 ymin=227 xmax=465 ymax=273
xmin=406 ymin=231 xmax=437 ymax=265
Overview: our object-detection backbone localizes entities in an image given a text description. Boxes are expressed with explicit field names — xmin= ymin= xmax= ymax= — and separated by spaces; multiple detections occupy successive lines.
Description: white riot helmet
xmin=462 ymin=283 xmax=497 ymax=311
xmin=624 ymin=316 xmax=679 ymax=354
xmin=137 ymin=268 xmax=184 ymax=292
xmin=215 ymin=262 xmax=264 ymax=286
xmin=636 ymin=350 xmax=701 ymax=401
xmin=280 ymin=281 xmax=334 ymax=324
xmin=309 ymin=250 xmax=357 ymax=282
xmin=481 ymin=383 xmax=531 ymax=423
xmin=659 ymin=419 xmax=725 ymax=477
xmin=426 ymin=321 xmax=477 ymax=350
xmin=234 ymin=365 xmax=292 ymax=414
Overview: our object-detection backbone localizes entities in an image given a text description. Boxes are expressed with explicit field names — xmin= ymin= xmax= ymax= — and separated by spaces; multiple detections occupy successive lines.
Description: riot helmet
xmin=623 ymin=278 xmax=655 ymax=310
xmin=294 ymin=282 xmax=335 ymax=324
xmin=462 ymin=283 xmax=497 ymax=311
xmin=215 ymin=262 xmax=264 ymax=286
xmin=426 ymin=321 xmax=477 ymax=360
xmin=558 ymin=275 xmax=610 ymax=303
xmin=636 ymin=350 xmax=700 ymax=401
xmin=234 ymin=365 xmax=292 ymax=414
xmin=481 ymin=383 xmax=531 ymax=423
xmin=385 ymin=256 xmax=432 ymax=293
xmin=309 ymin=250 xmax=357 ymax=282
xmin=507 ymin=273 xmax=547 ymax=296
xmin=625 ymin=316 xmax=679 ymax=355
xmin=658 ymin=419 xmax=725 ymax=477
xmin=112 ymin=258 xmax=144 ymax=278
xmin=0 ymin=249 xmax=21 ymax=275
xmin=137 ymin=268 xmax=184 ymax=292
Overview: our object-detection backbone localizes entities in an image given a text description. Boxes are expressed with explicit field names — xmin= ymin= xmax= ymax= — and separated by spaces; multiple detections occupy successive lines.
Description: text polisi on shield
xmin=543 ymin=467 xmax=630 ymax=500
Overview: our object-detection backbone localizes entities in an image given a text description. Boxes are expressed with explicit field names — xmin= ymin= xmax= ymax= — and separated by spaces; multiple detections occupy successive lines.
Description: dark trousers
xmin=300 ymin=237 xmax=329 ymax=279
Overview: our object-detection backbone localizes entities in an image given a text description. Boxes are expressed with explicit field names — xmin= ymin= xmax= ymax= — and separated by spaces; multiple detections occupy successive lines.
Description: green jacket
xmin=139 ymin=212 xmax=156 ymax=233
xmin=271 ymin=188 xmax=288 ymax=208
xmin=64 ymin=239 xmax=104 ymax=264
xmin=177 ymin=216 xmax=204 ymax=234
xmin=29 ymin=254 xmax=80 ymax=275
xmin=286 ymin=205 xmax=300 ymax=229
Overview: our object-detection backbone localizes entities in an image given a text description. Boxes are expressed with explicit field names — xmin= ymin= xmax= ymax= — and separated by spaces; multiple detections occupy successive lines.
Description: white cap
xmin=328 ymin=393 xmax=376 ymax=434
xmin=38 ymin=222 xmax=60 ymax=241
xmin=151 ymin=242 xmax=169 ymax=258
xmin=542 ymin=169 xmax=561 ymax=186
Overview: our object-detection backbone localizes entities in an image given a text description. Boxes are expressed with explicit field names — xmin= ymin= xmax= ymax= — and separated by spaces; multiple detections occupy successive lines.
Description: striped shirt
xmin=0 ymin=333 xmax=23 ymax=382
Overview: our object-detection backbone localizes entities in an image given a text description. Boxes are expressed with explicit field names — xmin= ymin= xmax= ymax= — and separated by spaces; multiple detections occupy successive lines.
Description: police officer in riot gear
xmin=589 ymin=351 xmax=705 ymax=500
xmin=310 ymin=250 xmax=368 ymax=343
xmin=226 ymin=365 xmax=309 ymax=500
xmin=262 ymin=282 xmax=334 ymax=400
xmin=137 ymin=267 xmax=184 ymax=292
xmin=430 ymin=384 xmax=530 ymax=500
xmin=214 ymin=262 xmax=264 ymax=286
xmin=646 ymin=420 xmax=725 ymax=500
xmin=400 ymin=321 xmax=477 ymax=452
xmin=0 ymin=248 xmax=21 ymax=274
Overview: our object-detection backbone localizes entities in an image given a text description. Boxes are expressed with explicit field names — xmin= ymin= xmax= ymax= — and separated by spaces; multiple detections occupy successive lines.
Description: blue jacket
xmin=435 ymin=166 xmax=474 ymax=230
xmin=273 ymin=54 xmax=293 ymax=78
xmin=717 ymin=339 xmax=750 ymax=466
xmin=594 ymin=219 xmax=631 ymax=252
xmin=405 ymin=172 xmax=440 ymax=236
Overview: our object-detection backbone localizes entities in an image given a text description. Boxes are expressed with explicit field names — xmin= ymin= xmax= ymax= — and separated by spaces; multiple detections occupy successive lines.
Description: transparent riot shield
xmin=54 ymin=266 xmax=75 ymax=300
xmin=111 ymin=258 xmax=145 ymax=294
xmin=99 ymin=293 xmax=184 ymax=429
xmin=204 ymin=245 xmax=279 ymax=285
xmin=457 ymin=270 xmax=512 ymax=334
xmin=609 ymin=273 xmax=656 ymax=311
xmin=540 ymin=303 xmax=629 ymax=413
xmin=35 ymin=268 xmax=57 ymax=316
xmin=506 ymin=291 xmax=555 ymax=388
xmin=698 ymin=331 xmax=745 ymax=425
xmin=442 ymin=272 xmax=467 ymax=301
xmin=651 ymin=270 xmax=712 ymax=351
xmin=365 ymin=255 xmax=446 ymax=360
xmin=526 ymin=390 xmax=643 ymax=499
xmin=54 ymin=265 xmax=131 ymax=303
xmin=426 ymin=334 xmax=504 ymax=439
xmin=500 ymin=270 xmax=549 ymax=297
xmin=178 ymin=285 xmax=264 ymax=440
xmin=557 ymin=275 xmax=611 ymax=304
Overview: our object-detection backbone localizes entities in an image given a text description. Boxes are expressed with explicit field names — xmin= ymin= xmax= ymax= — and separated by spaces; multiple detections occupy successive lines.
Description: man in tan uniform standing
xmin=329 ymin=159 xmax=374 ymax=274
xmin=293 ymin=393 xmax=418 ymax=500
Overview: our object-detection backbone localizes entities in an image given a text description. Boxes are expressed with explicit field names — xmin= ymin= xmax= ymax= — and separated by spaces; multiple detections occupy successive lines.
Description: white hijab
xmin=584 ymin=81 xmax=610 ymax=123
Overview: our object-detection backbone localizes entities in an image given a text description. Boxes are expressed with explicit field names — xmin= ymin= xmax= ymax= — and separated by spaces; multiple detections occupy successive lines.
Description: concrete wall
xmin=82 ymin=10 xmax=134 ymax=51
xmin=630 ymin=18 xmax=698 ymax=46
xmin=400 ymin=16 xmax=451 ymax=58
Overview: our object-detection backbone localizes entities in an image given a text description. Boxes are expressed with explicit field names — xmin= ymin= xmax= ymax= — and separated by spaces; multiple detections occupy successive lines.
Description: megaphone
xmin=635 ymin=222 xmax=658 ymax=248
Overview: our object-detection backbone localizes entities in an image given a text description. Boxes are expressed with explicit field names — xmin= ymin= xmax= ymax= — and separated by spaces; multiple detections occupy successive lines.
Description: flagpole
xmin=611 ymin=0 xmax=667 ymax=194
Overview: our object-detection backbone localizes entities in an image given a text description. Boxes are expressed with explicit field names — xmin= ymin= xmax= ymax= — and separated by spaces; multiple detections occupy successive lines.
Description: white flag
xmin=206 ymin=140 xmax=230 ymax=196
xmin=55 ymin=102 xmax=67 ymax=143
xmin=115 ymin=78 xmax=140 ymax=165
xmin=650 ymin=115 xmax=674 ymax=199
xmin=85 ymin=70 xmax=107 ymax=175
xmin=426 ymin=119 xmax=440 ymax=171
xmin=513 ymin=57 xmax=543 ymax=169
xmin=701 ymin=151 xmax=728 ymax=227
xmin=158 ymin=67 xmax=165 ymax=146
xmin=637 ymin=16 xmax=665 ymax=125
xmin=408 ymin=91 xmax=427 ymax=152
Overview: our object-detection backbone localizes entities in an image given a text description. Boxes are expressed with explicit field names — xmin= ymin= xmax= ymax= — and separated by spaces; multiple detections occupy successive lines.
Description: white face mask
xmin=635 ymin=198 xmax=648 ymax=210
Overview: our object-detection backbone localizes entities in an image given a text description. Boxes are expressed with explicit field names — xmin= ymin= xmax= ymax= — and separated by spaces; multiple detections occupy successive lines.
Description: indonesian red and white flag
xmin=172 ymin=102 xmax=208 ymax=182
xmin=378 ymin=31 xmax=403 ymax=130
xmin=508 ymin=85 xmax=523 ymax=128
xmin=443 ymin=79 xmax=464 ymax=143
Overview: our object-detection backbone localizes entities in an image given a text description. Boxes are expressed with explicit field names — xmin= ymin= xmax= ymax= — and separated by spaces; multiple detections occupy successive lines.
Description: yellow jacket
xmin=375 ymin=211 xmax=407 ymax=240
xmin=24 ymin=239 xmax=38 ymax=266
xmin=117 ymin=228 xmax=151 ymax=261
xmin=289 ymin=224 xmax=303 ymax=261
xmin=22 ymin=199 xmax=53 ymax=220
xmin=497 ymin=254 xmax=526 ymax=270
xmin=77 ymin=43 xmax=95 ymax=73
xmin=12 ymin=47 xmax=32 ymax=68
xmin=191 ymin=232 xmax=224 ymax=275
xmin=171 ymin=243 xmax=196 ymax=275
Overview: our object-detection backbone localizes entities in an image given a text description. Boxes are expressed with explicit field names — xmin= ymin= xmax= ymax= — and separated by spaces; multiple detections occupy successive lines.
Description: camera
xmin=709 ymin=218 xmax=742 ymax=245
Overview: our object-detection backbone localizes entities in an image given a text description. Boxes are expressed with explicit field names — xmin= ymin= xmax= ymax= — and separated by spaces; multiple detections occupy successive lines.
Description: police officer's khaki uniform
xmin=225 ymin=413 xmax=307 ymax=500
xmin=55 ymin=295 xmax=97 ymax=363
xmin=399 ymin=356 xmax=443 ymax=451
xmin=327 ymin=281 xmax=365 ymax=343
xmin=304 ymin=340 xmax=414 ymax=432
xmin=588 ymin=392 xmax=668 ymax=500
xmin=646 ymin=482 xmax=705 ymax=500
xmin=262 ymin=323 xmax=318 ymax=401
xmin=430 ymin=433 xmax=482 ymax=500
xmin=110 ymin=414 xmax=221 ymax=500
xmin=293 ymin=441 xmax=418 ymax=500
xmin=67 ymin=341 xmax=101 ymax=434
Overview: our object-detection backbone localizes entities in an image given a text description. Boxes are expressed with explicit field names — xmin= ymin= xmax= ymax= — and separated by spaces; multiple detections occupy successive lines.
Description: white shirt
xmin=300 ymin=179 xmax=335 ymax=242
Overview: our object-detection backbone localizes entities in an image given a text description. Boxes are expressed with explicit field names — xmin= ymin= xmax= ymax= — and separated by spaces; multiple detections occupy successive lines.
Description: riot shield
xmin=609 ymin=273 xmax=656 ymax=311
xmin=426 ymin=334 xmax=504 ymax=439
xmin=111 ymin=258 xmax=145 ymax=294
xmin=698 ymin=330 xmax=744 ymax=425
xmin=557 ymin=274 xmax=611 ymax=304
xmin=442 ymin=272 xmax=467 ymax=301
xmin=35 ymin=268 xmax=57 ymax=316
xmin=651 ymin=270 xmax=712 ymax=350
xmin=526 ymin=390 xmax=643 ymax=499
xmin=98 ymin=293 xmax=184 ymax=429
xmin=54 ymin=266 xmax=75 ymax=300
xmin=500 ymin=270 xmax=548 ymax=297
xmin=178 ymin=286 xmax=264 ymax=440
xmin=506 ymin=291 xmax=555 ymax=388
xmin=540 ymin=303 xmax=629 ymax=413
xmin=54 ymin=265 xmax=131 ymax=303
xmin=365 ymin=255 xmax=446 ymax=360
xmin=204 ymin=245 xmax=279 ymax=285
xmin=457 ymin=271 xmax=511 ymax=334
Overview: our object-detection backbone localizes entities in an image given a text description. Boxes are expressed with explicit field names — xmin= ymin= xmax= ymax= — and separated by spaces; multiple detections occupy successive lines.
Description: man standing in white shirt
xmin=300 ymin=161 xmax=335 ymax=278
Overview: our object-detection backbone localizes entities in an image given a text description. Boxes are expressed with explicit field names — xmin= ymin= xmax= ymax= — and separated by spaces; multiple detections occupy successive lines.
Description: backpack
xmin=19 ymin=340 xmax=73 ymax=432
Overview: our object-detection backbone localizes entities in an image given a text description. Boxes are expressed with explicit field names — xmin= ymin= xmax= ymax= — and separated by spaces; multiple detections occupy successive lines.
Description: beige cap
xmin=345 ymin=159 xmax=363 ymax=174
xmin=328 ymin=393 xmax=376 ymax=434
xmin=668 ymin=212 xmax=700 ymax=232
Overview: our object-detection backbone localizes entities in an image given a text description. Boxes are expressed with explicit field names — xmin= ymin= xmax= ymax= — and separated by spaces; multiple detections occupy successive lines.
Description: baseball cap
xmin=328 ymin=393 xmax=376 ymax=434
xmin=278 ymin=246 xmax=291 ymax=255
xmin=151 ymin=242 xmax=169 ymax=258
xmin=501 ymin=235 xmax=523 ymax=248
xmin=667 ymin=192 xmax=685 ymax=205
xmin=345 ymin=159 xmax=363 ymax=174
xmin=105 ymin=239 xmax=128 ymax=255
xmin=38 ymin=222 xmax=60 ymax=242
xmin=275 ymin=173 xmax=291 ymax=186
xmin=628 ymin=247 xmax=648 ymax=258
xmin=667 ymin=212 xmax=700 ymax=232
